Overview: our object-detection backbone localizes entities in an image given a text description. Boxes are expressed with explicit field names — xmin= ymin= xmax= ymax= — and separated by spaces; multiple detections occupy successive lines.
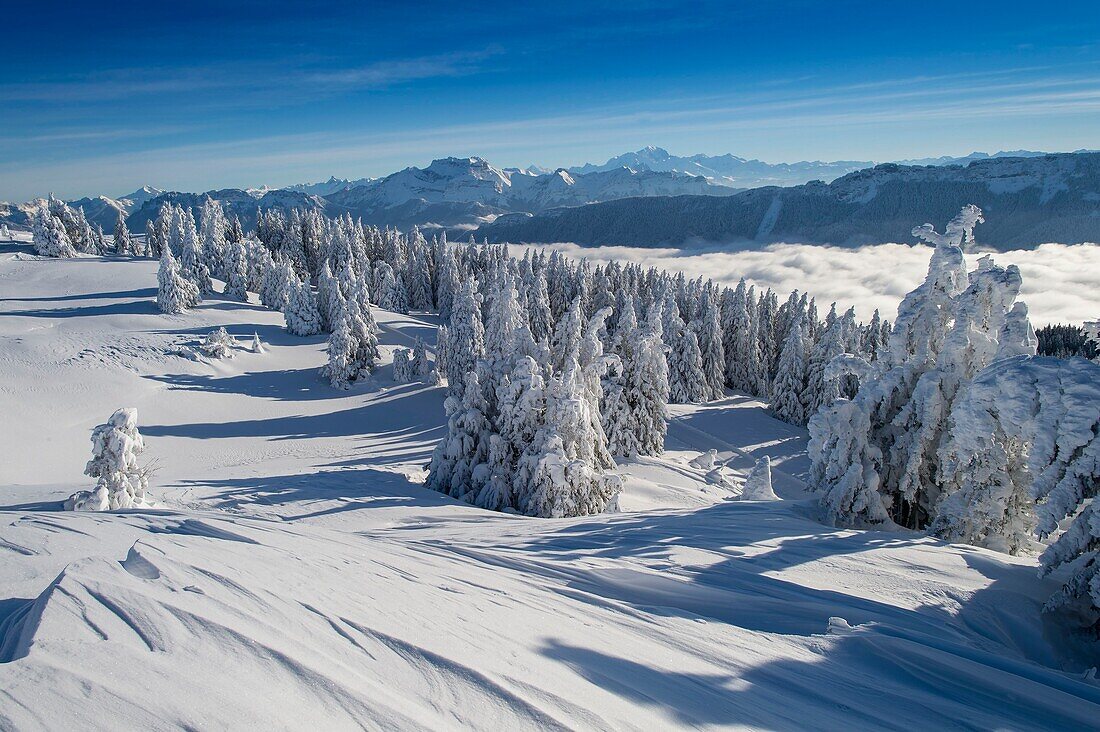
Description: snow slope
xmin=1 ymin=248 xmax=1097 ymax=730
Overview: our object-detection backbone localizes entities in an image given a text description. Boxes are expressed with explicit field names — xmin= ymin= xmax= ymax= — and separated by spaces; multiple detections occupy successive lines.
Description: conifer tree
xmin=31 ymin=203 xmax=76 ymax=258
xmin=770 ymin=319 xmax=809 ymax=425
xmin=283 ymin=271 xmax=323 ymax=336
xmin=157 ymin=245 xmax=199 ymax=314
xmin=442 ymin=280 xmax=485 ymax=393
xmin=179 ymin=210 xmax=212 ymax=294
xmin=64 ymin=408 xmax=150 ymax=511
xmin=393 ymin=348 xmax=414 ymax=382
xmin=426 ymin=371 xmax=492 ymax=503
xmin=667 ymin=314 xmax=708 ymax=404
xmin=114 ymin=212 xmax=133 ymax=255
xmin=411 ymin=337 xmax=431 ymax=377
xmin=222 ymin=240 xmax=250 ymax=302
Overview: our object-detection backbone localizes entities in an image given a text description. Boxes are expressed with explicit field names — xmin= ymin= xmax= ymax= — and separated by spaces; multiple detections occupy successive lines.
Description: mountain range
xmin=3 ymin=148 xmax=1095 ymax=243
xmin=478 ymin=152 xmax=1100 ymax=249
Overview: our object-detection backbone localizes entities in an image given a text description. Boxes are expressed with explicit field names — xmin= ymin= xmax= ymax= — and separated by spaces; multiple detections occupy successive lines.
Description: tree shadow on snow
xmin=149 ymin=322 xmax=315 ymax=348
xmin=145 ymin=368 xmax=356 ymax=402
xmin=141 ymin=383 xmax=446 ymax=441
xmin=0 ymin=300 xmax=162 ymax=318
xmin=538 ymin=632 xmax=1098 ymax=730
xmin=2 ymin=287 xmax=157 ymax=303
xmin=524 ymin=506 xmax=1100 ymax=728
xmin=177 ymin=466 xmax=452 ymax=519
xmin=517 ymin=501 xmax=1094 ymax=668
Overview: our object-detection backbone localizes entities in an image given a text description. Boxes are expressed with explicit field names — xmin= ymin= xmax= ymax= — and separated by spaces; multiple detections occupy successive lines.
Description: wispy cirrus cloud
xmin=0 ymin=49 xmax=501 ymax=104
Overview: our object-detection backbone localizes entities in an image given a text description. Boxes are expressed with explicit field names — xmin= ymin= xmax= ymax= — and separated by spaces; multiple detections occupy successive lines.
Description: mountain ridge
xmin=478 ymin=152 xmax=1100 ymax=249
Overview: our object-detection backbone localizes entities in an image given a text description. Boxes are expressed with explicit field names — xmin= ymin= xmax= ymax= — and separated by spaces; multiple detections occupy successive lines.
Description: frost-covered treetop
xmin=911 ymin=203 xmax=984 ymax=248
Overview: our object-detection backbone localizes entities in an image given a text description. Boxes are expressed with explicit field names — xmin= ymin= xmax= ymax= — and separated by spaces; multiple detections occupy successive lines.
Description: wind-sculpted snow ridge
xmin=2 ymin=502 xmax=1099 ymax=729
xmin=479 ymin=151 xmax=1100 ymax=248
xmin=1 ymin=249 xmax=1098 ymax=729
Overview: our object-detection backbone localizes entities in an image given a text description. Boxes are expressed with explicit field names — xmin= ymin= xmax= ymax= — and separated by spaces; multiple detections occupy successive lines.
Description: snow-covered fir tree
xmin=113 ymin=212 xmax=133 ymax=255
xmin=551 ymin=297 xmax=586 ymax=371
xmin=179 ymin=209 xmax=212 ymax=295
xmin=771 ymin=318 xmax=809 ymax=425
xmin=31 ymin=203 xmax=76 ymax=258
xmin=393 ymin=348 xmax=414 ymax=382
xmin=345 ymin=276 xmax=381 ymax=376
xmin=405 ymin=232 xmax=434 ymax=312
xmin=808 ymin=206 xmax=1034 ymax=530
xmin=520 ymin=360 xmax=621 ymax=518
xmin=283 ymin=270 xmax=323 ymax=336
xmin=199 ymin=197 xmax=228 ymax=277
xmin=693 ymin=287 xmax=726 ymax=400
xmin=222 ymin=240 xmax=250 ymax=302
xmin=667 ymin=313 xmax=709 ymax=404
xmin=321 ymin=311 xmax=359 ymax=389
xmin=440 ymin=280 xmax=485 ymax=393
xmin=426 ymin=371 xmax=492 ymax=503
xmin=603 ymin=300 xmax=668 ymax=457
xmin=316 ymin=260 xmax=342 ymax=332
xmin=64 ymin=408 xmax=150 ymax=511
xmin=157 ymin=245 xmax=200 ymax=314
xmin=411 ymin=337 xmax=431 ymax=377
xmin=801 ymin=305 xmax=850 ymax=419
xmin=934 ymin=355 xmax=1100 ymax=625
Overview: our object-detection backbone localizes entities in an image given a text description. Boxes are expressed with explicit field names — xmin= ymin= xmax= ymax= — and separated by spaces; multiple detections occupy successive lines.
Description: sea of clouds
xmin=519 ymin=242 xmax=1100 ymax=327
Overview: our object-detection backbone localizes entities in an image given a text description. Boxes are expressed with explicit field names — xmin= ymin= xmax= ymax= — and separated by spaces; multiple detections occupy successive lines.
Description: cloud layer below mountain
xmin=520 ymin=242 xmax=1100 ymax=326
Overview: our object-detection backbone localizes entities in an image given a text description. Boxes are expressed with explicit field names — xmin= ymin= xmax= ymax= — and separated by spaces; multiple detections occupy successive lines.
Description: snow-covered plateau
xmin=1 ymin=230 xmax=1098 ymax=730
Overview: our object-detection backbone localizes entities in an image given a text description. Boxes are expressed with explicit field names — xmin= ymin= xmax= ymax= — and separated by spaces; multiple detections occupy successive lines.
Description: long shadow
xmin=0 ymin=500 xmax=64 ymax=512
xmin=539 ymin=634 xmax=1099 ymax=729
xmin=145 ymin=368 xmax=357 ymax=402
xmin=0 ymin=300 xmax=161 ymax=318
xmin=142 ymin=383 xmax=446 ymax=440
xmin=2 ymin=287 xmax=157 ymax=303
xmin=375 ymin=320 xmax=440 ymax=348
xmin=150 ymin=322 xmax=319 ymax=348
xmin=177 ymin=466 xmax=453 ymax=518
xmin=507 ymin=500 xmax=1095 ymax=670
xmin=518 ymin=503 xmax=1100 ymax=727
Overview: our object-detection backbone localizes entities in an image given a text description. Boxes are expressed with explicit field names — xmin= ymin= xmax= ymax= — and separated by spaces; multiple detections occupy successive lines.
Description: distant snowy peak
xmin=322 ymin=156 xmax=737 ymax=230
xmin=566 ymin=147 xmax=1085 ymax=190
xmin=283 ymin=176 xmax=375 ymax=197
xmin=568 ymin=147 xmax=874 ymax=188
xmin=118 ymin=185 xmax=164 ymax=209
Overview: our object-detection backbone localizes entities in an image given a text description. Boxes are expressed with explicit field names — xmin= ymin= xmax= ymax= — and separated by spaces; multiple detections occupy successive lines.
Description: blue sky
xmin=2 ymin=0 xmax=1098 ymax=200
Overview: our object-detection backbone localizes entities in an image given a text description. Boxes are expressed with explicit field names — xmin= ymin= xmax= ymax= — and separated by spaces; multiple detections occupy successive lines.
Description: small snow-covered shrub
xmin=200 ymin=327 xmax=235 ymax=358
xmin=250 ymin=333 xmax=265 ymax=354
xmin=65 ymin=408 xmax=150 ymax=511
xmin=689 ymin=449 xmax=718 ymax=470
xmin=741 ymin=456 xmax=778 ymax=501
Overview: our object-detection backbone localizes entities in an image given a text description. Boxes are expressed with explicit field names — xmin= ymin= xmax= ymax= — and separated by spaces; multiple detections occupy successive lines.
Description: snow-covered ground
xmin=1 ymin=242 xmax=1098 ymax=729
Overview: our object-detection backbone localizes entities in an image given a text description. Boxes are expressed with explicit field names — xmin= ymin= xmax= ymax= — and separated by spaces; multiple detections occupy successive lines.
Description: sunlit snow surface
xmin=1 ymin=239 xmax=1098 ymax=730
